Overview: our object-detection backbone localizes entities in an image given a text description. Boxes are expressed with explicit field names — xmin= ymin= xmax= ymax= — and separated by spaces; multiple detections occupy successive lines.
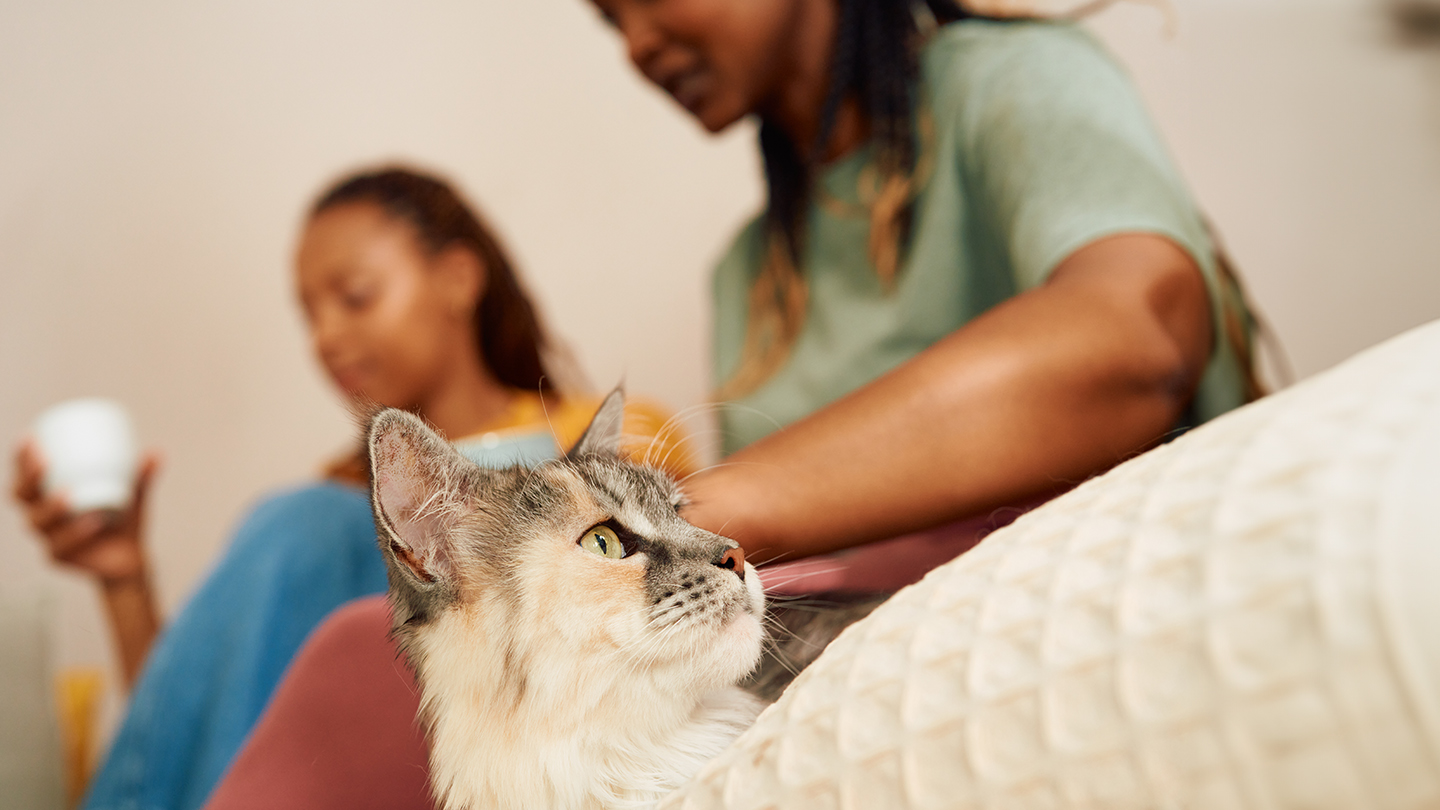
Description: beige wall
xmin=1 ymin=0 xmax=1436 ymax=741
xmin=1092 ymin=0 xmax=1440 ymax=383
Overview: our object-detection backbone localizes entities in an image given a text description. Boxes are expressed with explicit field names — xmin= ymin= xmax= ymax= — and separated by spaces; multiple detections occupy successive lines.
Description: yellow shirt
xmin=326 ymin=392 xmax=697 ymax=485
xmin=458 ymin=392 xmax=697 ymax=480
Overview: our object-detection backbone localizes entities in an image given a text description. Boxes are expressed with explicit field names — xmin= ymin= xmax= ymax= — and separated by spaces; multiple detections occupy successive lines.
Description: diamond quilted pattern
xmin=662 ymin=320 xmax=1440 ymax=810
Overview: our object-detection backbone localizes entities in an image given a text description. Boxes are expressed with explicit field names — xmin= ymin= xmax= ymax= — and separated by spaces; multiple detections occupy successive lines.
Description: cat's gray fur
xmin=367 ymin=390 xmax=766 ymax=810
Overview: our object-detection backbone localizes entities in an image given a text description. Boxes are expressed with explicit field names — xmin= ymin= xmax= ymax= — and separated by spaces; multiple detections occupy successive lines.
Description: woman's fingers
xmin=116 ymin=451 xmax=160 ymax=533
xmin=26 ymin=493 xmax=73 ymax=533
xmin=131 ymin=452 xmax=160 ymax=510
xmin=12 ymin=441 xmax=43 ymax=503
xmin=47 ymin=512 xmax=115 ymax=561
xmin=13 ymin=439 xmax=152 ymax=581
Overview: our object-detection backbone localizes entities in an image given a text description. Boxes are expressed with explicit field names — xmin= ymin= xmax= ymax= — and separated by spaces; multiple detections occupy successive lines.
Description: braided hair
xmin=720 ymin=0 xmax=977 ymax=399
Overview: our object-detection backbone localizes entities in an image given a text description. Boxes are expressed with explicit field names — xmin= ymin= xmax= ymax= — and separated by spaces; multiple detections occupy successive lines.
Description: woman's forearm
xmin=681 ymin=234 xmax=1214 ymax=562
xmin=101 ymin=571 xmax=160 ymax=690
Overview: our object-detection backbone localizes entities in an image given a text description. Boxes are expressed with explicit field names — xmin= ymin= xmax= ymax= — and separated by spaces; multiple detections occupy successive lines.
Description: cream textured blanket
xmin=666 ymin=318 xmax=1440 ymax=809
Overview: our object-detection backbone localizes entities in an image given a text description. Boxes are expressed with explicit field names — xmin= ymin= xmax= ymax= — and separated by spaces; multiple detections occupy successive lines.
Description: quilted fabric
xmin=664 ymin=319 xmax=1440 ymax=810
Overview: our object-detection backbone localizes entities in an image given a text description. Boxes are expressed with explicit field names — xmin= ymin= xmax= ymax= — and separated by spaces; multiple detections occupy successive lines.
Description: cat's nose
xmin=713 ymin=546 xmax=745 ymax=581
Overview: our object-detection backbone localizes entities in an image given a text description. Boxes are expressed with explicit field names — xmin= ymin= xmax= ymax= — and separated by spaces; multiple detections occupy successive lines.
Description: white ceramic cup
xmin=32 ymin=398 xmax=140 ymax=514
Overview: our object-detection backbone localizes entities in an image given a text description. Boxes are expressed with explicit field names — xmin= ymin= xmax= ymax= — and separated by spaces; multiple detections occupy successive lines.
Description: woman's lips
xmin=666 ymin=67 xmax=711 ymax=115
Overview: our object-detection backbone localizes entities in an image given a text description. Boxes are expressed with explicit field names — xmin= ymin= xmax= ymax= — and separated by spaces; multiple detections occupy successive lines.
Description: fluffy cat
xmin=367 ymin=390 xmax=767 ymax=810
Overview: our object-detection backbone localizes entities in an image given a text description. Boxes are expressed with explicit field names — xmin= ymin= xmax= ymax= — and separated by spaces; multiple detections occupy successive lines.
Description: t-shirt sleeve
xmin=939 ymin=22 xmax=1214 ymax=290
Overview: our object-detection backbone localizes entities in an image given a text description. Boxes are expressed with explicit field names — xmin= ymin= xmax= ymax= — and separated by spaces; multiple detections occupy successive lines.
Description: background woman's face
xmin=591 ymin=0 xmax=805 ymax=132
xmin=295 ymin=203 xmax=473 ymax=411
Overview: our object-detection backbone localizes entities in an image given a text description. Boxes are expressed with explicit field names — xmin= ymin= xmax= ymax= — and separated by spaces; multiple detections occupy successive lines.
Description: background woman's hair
xmin=311 ymin=166 xmax=556 ymax=395
xmin=721 ymin=0 xmax=976 ymax=399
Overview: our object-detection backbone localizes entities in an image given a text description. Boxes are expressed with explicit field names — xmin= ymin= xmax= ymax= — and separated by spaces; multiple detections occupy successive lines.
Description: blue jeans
xmin=83 ymin=431 xmax=562 ymax=810
xmin=82 ymin=483 xmax=387 ymax=810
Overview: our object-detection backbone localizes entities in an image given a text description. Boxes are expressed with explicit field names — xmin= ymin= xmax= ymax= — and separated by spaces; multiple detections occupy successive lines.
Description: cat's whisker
xmin=644 ymin=401 xmax=728 ymax=471
xmin=631 ymin=620 xmax=689 ymax=666
xmin=709 ymin=401 xmax=785 ymax=433
xmin=629 ymin=626 xmax=671 ymax=664
xmin=675 ymin=459 xmax=783 ymax=486
xmin=757 ymin=565 xmax=850 ymax=593
xmin=636 ymin=407 xmax=691 ymax=470
xmin=649 ymin=432 xmax=688 ymax=476
xmin=649 ymin=402 xmax=726 ymax=457
xmin=763 ymin=596 xmax=869 ymax=615
xmin=538 ymin=392 xmax=563 ymax=454
xmin=513 ymin=456 xmax=566 ymax=504
xmin=644 ymin=606 xmax=684 ymax=630
xmin=756 ymin=639 xmax=804 ymax=678
xmin=730 ymin=541 xmax=813 ymax=572
xmin=753 ymin=548 xmax=801 ymax=567
xmin=758 ymin=615 xmax=802 ymax=642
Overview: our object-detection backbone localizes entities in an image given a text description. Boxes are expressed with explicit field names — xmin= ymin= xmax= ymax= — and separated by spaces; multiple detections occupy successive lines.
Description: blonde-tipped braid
xmin=714 ymin=237 xmax=810 ymax=402
xmin=714 ymin=167 xmax=917 ymax=402
xmin=718 ymin=105 xmax=936 ymax=401
xmin=715 ymin=0 xmax=959 ymax=401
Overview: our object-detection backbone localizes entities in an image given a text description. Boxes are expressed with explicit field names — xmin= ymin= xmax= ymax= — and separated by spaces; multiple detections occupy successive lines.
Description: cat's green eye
xmin=580 ymin=524 xmax=626 ymax=560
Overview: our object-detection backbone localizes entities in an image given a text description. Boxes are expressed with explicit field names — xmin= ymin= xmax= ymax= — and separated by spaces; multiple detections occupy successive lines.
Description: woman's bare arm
xmin=99 ymin=570 xmax=161 ymax=688
xmin=681 ymin=233 xmax=1213 ymax=562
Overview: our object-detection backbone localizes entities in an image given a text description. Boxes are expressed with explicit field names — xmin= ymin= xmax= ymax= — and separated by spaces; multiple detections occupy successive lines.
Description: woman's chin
xmin=329 ymin=371 xmax=371 ymax=400
xmin=689 ymin=100 xmax=745 ymax=135
xmin=338 ymin=383 xmax=410 ymax=412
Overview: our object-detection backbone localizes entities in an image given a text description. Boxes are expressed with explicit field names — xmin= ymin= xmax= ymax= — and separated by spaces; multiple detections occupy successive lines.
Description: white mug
xmin=32 ymin=398 xmax=140 ymax=514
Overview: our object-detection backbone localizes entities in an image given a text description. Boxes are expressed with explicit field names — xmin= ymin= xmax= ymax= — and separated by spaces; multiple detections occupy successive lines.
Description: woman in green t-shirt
xmin=590 ymin=0 xmax=1258 ymax=582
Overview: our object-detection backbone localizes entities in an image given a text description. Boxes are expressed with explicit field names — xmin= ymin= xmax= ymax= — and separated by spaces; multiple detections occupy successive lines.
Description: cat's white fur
xmin=413 ymin=558 xmax=766 ymax=810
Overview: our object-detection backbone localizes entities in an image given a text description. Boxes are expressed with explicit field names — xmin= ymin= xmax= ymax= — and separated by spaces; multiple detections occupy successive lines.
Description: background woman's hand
xmin=12 ymin=440 xmax=160 ymax=585
xmin=13 ymin=440 xmax=164 ymax=687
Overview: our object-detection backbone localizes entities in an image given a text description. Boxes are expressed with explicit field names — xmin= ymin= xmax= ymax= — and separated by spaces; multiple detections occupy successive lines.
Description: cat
xmin=367 ymin=390 xmax=767 ymax=810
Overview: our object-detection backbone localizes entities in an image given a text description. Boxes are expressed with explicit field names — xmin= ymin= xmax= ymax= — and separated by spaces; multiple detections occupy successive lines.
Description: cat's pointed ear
xmin=367 ymin=409 xmax=470 ymax=585
xmin=567 ymin=387 xmax=626 ymax=460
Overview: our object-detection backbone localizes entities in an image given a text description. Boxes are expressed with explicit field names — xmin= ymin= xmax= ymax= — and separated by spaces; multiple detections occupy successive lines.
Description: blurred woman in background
xmin=13 ymin=166 xmax=689 ymax=810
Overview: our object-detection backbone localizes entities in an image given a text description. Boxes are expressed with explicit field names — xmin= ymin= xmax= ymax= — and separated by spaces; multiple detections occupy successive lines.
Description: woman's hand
xmin=12 ymin=441 xmax=160 ymax=584
xmin=12 ymin=441 xmax=163 ymax=687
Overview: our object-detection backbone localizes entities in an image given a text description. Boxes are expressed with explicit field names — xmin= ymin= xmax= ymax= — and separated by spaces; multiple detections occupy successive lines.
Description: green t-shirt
xmin=713 ymin=20 xmax=1247 ymax=455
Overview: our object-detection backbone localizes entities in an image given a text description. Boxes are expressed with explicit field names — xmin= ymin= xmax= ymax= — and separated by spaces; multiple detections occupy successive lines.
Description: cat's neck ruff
xmin=415 ymin=603 xmax=763 ymax=810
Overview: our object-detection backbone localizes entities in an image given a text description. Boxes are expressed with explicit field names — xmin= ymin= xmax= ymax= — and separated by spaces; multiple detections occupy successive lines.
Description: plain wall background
xmin=1 ymin=0 xmax=1437 ymax=747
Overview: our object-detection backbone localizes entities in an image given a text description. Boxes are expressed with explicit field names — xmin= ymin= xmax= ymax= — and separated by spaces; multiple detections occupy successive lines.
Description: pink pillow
xmin=203 ymin=596 xmax=432 ymax=810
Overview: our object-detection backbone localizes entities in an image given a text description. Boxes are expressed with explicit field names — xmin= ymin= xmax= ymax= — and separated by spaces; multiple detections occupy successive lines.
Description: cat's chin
xmin=723 ymin=610 xmax=763 ymax=646
xmin=711 ymin=611 xmax=765 ymax=680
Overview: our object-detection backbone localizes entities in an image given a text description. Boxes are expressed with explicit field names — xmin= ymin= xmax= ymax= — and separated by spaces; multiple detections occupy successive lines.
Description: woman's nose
xmin=620 ymin=10 xmax=664 ymax=74
xmin=308 ymin=308 xmax=347 ymax=360
xmin=713 ymin=545 xmax=745 ymax=581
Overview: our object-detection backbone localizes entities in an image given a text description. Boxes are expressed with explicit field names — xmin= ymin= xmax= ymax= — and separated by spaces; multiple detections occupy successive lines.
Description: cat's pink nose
xmin=715 ymin=546 xmax=745 ymax=581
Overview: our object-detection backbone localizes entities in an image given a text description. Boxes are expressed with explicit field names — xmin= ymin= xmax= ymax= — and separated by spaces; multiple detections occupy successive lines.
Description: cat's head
xmin=365 ymin=390 xmax=765 ymax=702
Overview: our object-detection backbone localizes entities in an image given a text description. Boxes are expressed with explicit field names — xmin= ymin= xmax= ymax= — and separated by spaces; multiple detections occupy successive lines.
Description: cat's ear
xmin=567 ymin=387 xmax=626 ymax=460
xmin=367 ymin=408 xmax=470 ymax=585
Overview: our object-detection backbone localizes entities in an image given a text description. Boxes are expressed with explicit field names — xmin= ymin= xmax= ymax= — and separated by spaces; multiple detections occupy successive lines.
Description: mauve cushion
xmin=203 ymin=596 xmax=432 ymax=810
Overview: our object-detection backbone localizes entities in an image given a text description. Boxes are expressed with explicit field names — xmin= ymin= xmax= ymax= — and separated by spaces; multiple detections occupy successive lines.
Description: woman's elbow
xmin=1045 ymin=234 xmax=1215 ymax=441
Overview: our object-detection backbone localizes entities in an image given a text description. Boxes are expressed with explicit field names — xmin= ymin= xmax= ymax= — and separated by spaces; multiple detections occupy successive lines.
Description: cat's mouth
xmin=649 ymin=581 xmax=754 ymax=632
